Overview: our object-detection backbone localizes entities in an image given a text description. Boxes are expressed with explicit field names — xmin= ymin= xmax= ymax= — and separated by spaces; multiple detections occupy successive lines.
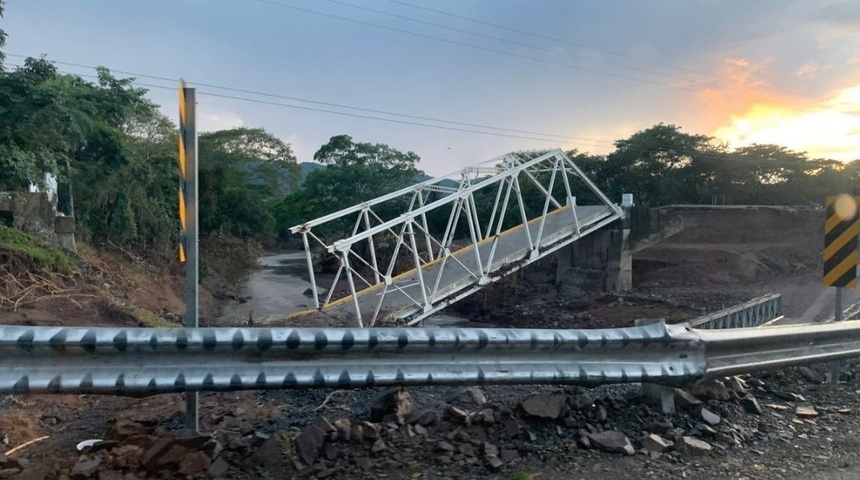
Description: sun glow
xmin=712 ymin=85 xmax=860 ymax=161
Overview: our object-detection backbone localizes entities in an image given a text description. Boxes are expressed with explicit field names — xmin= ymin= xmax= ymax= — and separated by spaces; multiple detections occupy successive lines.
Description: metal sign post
xmin=823 ymin=195 xmax=858 ymax=383
xmin=178 ymin=80 xmax=199 ymax=431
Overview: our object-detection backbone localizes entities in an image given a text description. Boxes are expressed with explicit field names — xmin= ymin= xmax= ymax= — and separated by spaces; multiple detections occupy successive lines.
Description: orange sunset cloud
xmin=693 ymin=57 xmax=859 ymax=161
xmin=711 ymin=85 xmax=860 ymax=161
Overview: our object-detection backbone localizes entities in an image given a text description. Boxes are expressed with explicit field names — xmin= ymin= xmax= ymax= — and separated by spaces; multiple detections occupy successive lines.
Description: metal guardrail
xmin=689 ymin=293 xmax=782 ymax=329
xmin=701 ymin=320 xmax=860 ymax=377
xmin=4 ymin=318 xmax=860 ymax=394
xmin=0 ymin=323 xmax=703 ymax=394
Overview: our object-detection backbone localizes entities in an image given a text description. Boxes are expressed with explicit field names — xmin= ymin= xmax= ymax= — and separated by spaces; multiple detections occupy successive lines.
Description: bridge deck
xmin=312 ymin=204 xmax=617 ymax=325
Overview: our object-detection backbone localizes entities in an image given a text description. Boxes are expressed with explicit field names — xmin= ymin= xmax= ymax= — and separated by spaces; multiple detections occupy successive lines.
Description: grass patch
xmin=0 ymin=224 xmax=76 ymax=274
xmin=116 ymin=304 xmax=181 ymax=328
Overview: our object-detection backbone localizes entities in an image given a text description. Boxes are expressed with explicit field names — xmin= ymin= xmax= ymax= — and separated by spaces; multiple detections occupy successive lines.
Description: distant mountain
xmin=299 ymin=162 xmax=325 ymax=183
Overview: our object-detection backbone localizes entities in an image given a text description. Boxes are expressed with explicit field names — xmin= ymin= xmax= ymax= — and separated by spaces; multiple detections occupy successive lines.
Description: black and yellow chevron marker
xmin=178 ymin=80 xmax=188 ymax=263
xmin=824 ymin=194 xmax=859 ymax=288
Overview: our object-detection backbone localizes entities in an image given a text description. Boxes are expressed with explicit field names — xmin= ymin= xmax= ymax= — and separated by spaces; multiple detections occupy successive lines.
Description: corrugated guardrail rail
xmin=689 ymin=293 xmax=782 ymax=329
xmin=2 ymin=318 xmax=860 ymax=395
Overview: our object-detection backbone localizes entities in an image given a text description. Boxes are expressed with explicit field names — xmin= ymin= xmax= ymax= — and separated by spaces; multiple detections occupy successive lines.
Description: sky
xmin=4 ymin=0 xmax=860 ymax=175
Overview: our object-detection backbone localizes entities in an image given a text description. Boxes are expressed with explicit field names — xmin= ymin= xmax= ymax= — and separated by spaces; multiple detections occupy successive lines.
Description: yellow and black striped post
xmin=178 ymin=79 xmax=199 ymax=431
xmin=824 ymin=195 xmax=859 ymax=290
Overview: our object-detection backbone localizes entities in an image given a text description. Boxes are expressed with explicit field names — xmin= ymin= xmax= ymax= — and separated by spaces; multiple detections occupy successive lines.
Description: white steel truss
xmin=289 ymin=149 xmax=623 ymax=327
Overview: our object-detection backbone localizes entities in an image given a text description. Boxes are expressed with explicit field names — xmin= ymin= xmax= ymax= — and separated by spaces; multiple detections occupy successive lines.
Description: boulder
xmin=520 ymin=392 xmax=569 ymax=420
xmin=640 ymin=433 xmax=673 ymax=453
xmin=587 ymin=431 xmax=635 ymax=455
xmin=370 ymin=389 xmax=413 ymax=424
xmin=740 ymin=394 xmax=763 ymax=415
xmin=678 ymin=436 xmax=712 ymax=455
xmin=296 ymin=425 xmax=326 ymax=465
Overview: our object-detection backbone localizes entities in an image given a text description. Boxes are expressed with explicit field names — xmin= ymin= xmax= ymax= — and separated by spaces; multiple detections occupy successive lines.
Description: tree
xmin=600 ymin=123 xmax=715 ymax=207
xmin=275 ymin=135 xmax=423 ymax=238
xmin=198 ymin=128 xmax=299 ymax=243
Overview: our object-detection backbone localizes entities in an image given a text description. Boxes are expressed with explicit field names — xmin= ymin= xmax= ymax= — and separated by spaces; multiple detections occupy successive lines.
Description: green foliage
xmin=0 ymin=52 xmax=297 ymax=262
xmin=275 ymin=135 xmax=423 ymax=238
xmin=0 ymin=224 xmax=76 ymax=274
xmin=586 ymin=124 xmax=856 ymax=208
xmin=199 ymin=128 xmax=299 ymax=243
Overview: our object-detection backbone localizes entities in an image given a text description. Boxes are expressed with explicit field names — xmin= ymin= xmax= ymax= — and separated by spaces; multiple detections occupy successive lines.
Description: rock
xmin=798 ymin=366 xmax=824 ymax=384
xmin=486 ymin=456 xmax=504 ymax=471
xmin=577 ymin=436 xmax=591 ymax=449
xmin=178 ymin=452 xmax=210 ymax=476
xmin=371 ymin=439 xmax=387 ymax=453
xmin=520 ymin=392 xmax=570 ymax=420
xmin=484 ymin=442 xmax=499 ymax=457
xmin=765 ymin=403 xmax=790 ymax=411
xmin=413 ymin=424 xmax=428 ymax=435
xmin=500 ymin=449 xmax=520 ymax=462
xmin=123 ymin=435 xmax=156 ymax=450
xmin=569 ymin=393 xmax=593 ymax=410
xmin=501 ymin=418 xmax=521 ymax=438
xmin=436 ymin=441 xmax=456 ymax=452
xmin=446 ymin=406 xmax=470 ymax=424
xmin=17 ymin=465 xmax=52 ymax=480
xmin=247 ymin=435 xmax=289 ymax=471
xmin=838 ymin=408 xmax=853 ymax=415
xmin=97 ymin=470 xmax=123 ymax=480
xmin=587 ymin=431 xmax=635 ymax=455
xmin=107 ymin=420 xmax=146 ymax=439
xmin=109 ymin=445 xmax=144 ymax=470
xmin=678 ymin=436 xmax=712 ymax=455
xmin=71 ymin=459 xmax=101 ymax=479
xmin=773 ymin=391 xmax=805 ymax=402
xmin=360 ymin=421 xmax=380 ymax=441
xmin=415 ymin=410 xmax=439 ymax=427
xmin=349 ymin=423 xmax=364 ymax=443
xmin=296 ymin=425 xmax=326 ymax=465
xmin=313 ymin=416 xmax=336 ymax=434
xmin=477 ymin=408 xmax=495 ymax=425
xmin=690 ymin=381 xmax=730 ymax=401
xmin=459 ymin=444 xmax=476 ymax=457
xmin=700 ymin=407 xmax=720 ymax=425
xmin=641 ymin=434 xmax=673 ymax=453
xmin=0 ymin=469 xmax=20 ymax=479
xmin=596 ymin=405 xmax=608 ymax=422
xmin=333 ymin=419 xmax=351 ymax=441
xmin=726 ymin=376 xmax=747 ymax=394
xmin=208 ymin=457 xmax=230 ymax=477
xmin=370 ymin=388 xmax=413 ymax=424
xmin=448 ymin=387 xmax=487 ymax=407
xmin=796 ymin=406 xmax=819 ymax=418
xmin=139 ymin=438 xmax=173 ymax=472
xmin=673 ymin=389 xmax=703 ymax=408
xmin=740 ymin=394 xmax=763 ymax=415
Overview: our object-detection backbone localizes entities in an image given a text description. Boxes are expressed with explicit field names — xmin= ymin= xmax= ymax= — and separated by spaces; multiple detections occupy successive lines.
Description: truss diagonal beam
xmin=290 ymin=149 xmax=623 ymax=326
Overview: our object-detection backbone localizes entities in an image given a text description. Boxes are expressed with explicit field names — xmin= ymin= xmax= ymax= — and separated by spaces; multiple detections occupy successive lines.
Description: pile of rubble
xmin=12 ymin=364 xmax=855 ymax=480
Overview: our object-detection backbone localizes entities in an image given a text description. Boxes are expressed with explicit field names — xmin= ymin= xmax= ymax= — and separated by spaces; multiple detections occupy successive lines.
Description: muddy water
xmin=217 ymin=251 xmax=474 ymax=327
xmin=217 ymin=252 xmax=315 ymax=326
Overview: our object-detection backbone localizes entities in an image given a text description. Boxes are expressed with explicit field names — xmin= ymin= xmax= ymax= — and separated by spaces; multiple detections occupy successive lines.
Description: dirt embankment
xmin=635 ymin=208 xmax=821 ymax=288
xmin=0 ymin=228 xmax=260 ymax=329
xmin=450 ymin=207 xmax=825 ymax=327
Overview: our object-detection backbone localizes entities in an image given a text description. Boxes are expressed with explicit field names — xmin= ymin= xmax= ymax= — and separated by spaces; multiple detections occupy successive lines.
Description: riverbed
xmin=217 ymin=252 xmax=473 ymax=327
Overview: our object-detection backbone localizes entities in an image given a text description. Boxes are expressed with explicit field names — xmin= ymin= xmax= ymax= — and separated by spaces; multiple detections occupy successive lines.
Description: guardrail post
xmin=635 ymin=318 xmax=676 ymax=414
xmin=828 ymin=288 xmax=844 ymax=383
xmin=641 ymin=383 xmax=675 ymax=414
